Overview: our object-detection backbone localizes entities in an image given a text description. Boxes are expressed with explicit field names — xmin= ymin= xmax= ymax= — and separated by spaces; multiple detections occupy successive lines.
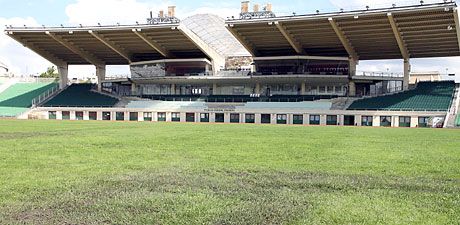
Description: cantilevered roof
xmin=4 ymin=23 xmax=214 ymax=66
xmin=226 ymin=2 xmax=460 ymax=60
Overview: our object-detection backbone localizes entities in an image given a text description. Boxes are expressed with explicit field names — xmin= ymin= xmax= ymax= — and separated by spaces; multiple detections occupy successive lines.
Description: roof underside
xmin=226 ymin=3 xmax=460 ymax=60
xmin=5 ymin=25 xmax=208 ymax=65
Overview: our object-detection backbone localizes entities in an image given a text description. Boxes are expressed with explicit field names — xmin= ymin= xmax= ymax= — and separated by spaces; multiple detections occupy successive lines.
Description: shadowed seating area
xmin=140 ymin=95 xmax=339 ymax=103
xmin=348 ymin=81 xmax=455 ymax=111
xmin=43 ymin=84 xmax=119 ymax=108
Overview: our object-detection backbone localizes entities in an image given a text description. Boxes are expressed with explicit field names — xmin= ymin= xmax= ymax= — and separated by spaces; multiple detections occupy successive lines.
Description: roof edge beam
xmin=387 ymin=13 xmax=410 ymax=59
xmin=46 ymin=32 xmax=105 ymax=66
xmin=88 ymin=30 xmax=132 ymax=63
xmin=132 ymin=29 xmax=172 ymax=58
xmin=453 ymin=8 xmax=460 ymax=52
xmin=274 ymin=21 xmax=305 ymax=55
xmin=177 ymin=24 xmax=225 ymax=75
xmin=225 ymin=24 xmax=259 ymax=56
xmin=6 ymin=32 xmax=67 ymax=67
xmin=328 ymin=18 xmax=358 ymax=60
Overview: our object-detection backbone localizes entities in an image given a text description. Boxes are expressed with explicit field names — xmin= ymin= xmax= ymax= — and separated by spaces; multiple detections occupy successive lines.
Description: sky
xmin=0 ymin=0 xmax=458 ymax=78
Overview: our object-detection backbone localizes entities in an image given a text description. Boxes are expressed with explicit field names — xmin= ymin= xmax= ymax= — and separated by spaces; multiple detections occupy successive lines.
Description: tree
xmin=40 ymin=66 xmax=59 ymax=78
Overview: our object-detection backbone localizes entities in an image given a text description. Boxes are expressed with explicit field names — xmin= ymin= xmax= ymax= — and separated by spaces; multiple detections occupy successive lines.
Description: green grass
xmin=0 ymin=120 xmax=459 ymax=224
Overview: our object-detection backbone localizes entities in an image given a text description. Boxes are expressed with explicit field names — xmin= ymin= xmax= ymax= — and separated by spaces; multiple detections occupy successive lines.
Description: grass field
xmin=0 ymin=120 xmax=459 ymax=224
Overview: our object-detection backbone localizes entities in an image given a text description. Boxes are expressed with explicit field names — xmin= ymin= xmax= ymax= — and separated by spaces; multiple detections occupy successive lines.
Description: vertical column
xmin=58 ymin=64 xmax=69 ymax=89
xmin=348 ymin=59 xmax=357 ymax=96
xmin=213 ymin=83 xmax=218 ymax=95
xmin=301 ymin=82 xmax=306 ymax=95
xmin=96 ymin=65 xmax=106 ymax=92
xmin=171 ymin=84 xmax=176 ymax=95
xmin=131 ymin=83 xmax=138 ymax=96
xmin=403 ymin=59 xmax=411 ymax=90
xmin=255 ymin=83 xmax=261 ymax=94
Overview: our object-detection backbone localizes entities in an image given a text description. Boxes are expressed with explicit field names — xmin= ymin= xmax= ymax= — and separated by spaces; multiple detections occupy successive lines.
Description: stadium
xmin=0 ymin=1 xmax=458 ymax=128
xmin=0 ymin=1 xmax=460 ymax=224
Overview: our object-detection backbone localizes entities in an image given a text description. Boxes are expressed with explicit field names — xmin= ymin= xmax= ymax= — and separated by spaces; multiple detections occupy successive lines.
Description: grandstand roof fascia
xmin=4 ymin=23 xmax=179 ymax=33
xmin=225 ymin=2 xmax=457 ymax=24
xmin=253 ymin=55 xmax=349 ymax=61
xmin=130 ymin=58 xmax=212 ymax=66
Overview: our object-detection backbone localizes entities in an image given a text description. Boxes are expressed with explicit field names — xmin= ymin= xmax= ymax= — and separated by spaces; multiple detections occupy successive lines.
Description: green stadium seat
xmin=348 ymin=81 xmax=455 ymax=111
xmin=0 ymin=82 xmax=57 ymax=117
xmin=43 ymin=84 xmax=118 ymax=107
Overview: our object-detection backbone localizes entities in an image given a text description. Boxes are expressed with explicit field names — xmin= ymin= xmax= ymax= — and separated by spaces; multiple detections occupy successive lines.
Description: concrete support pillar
xmin=131 ymin=83 xmax=138 ymax=96
xmin=403 ymin=59 xmax=411 ymax=90
xmin=96 ymin=65 xmax=106 ymax=92
xmin=213 ymin=83 xmax=218 ymax=95
xmin=171 ymin=84 xmax=176 ymax=95
xmin=348 ymin=59 xmax=357 ymax=96
xmin=301 ymin=82 xmax=306 ymax=95
xmin=58 ymin=65 xmax=69 ymax=89
xmin=255 ymin=83 xmax=261 ymax=94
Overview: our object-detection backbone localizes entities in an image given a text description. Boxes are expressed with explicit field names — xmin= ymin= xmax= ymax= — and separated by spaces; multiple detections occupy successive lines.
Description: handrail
xmin=31 ymin=84 xmax=60 ymax=108
xmin=355 ymin=71 xmax=404 ymax=78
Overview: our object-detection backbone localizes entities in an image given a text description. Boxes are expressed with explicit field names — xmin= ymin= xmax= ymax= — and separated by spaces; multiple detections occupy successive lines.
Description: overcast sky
xmin=0 ymin=0 xmax=458 ymax=78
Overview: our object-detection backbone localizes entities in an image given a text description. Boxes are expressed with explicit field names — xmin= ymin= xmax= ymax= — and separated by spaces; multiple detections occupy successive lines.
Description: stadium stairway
xmin=0 ymin=82 xmax=57 ymax=117
xmin=348 ymin=81 xmax=456 ymax=111
xmin=444 ymin=83 xmax=460 ymax=128
xmin=43 ymin=84 xmax=119 ymax=108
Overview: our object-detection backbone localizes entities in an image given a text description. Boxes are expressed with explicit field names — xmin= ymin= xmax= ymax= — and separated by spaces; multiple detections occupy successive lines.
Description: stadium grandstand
xmin=3 ymin=1 xmax=460 ymax=128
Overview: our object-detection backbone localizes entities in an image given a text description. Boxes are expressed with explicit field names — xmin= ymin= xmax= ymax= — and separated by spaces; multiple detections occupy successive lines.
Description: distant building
xmin=410 ymin=72 xmax=441 ymax=84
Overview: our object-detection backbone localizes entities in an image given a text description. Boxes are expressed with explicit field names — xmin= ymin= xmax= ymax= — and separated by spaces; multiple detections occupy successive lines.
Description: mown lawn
xmin=0 ymin=120 xmax=459 ymax=224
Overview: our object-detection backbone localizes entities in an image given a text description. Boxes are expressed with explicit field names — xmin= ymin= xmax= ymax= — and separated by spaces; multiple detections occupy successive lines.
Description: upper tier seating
xmin=141 ymin=95 xmax=338 ymax=103
xmin=43 ymin=84 xmax=118 ymax=107
xmin=348 ymin=81 xmax=455 ymax=111
xmin=0 ymin=82 xmax=57 ymax=117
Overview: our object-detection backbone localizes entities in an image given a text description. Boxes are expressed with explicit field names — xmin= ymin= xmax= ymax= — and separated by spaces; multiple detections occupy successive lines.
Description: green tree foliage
xmin=40 ymin=66 xmax=59 ymax=78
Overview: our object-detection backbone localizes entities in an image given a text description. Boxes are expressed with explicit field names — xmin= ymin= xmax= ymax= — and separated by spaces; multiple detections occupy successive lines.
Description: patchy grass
xmin=0 ymin=120 xmax=459 ymax=224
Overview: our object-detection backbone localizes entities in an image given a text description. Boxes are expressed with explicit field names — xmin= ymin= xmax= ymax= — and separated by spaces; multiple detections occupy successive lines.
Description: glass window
xmin=326 ymin=115 xmax=338 ymax=126
xmin=277 ymin=114 xmax=287 ymax=124
xmin=399 ymin=116 xmax=411 ymax=127
xmin=362 ymin=116 xmax=373 ymax=126
xmin=215 ymin=113 xmax=225 ymax=123
xmin=381 ymin=116 xmax=392 ymax=127
xmin=309 ymin=115 xmax=320 ymax=125
xmin=245 ymin=114 xmax=255 ymax=124
xmin=261 ymin=114 xmax=271 ymax=124
xmin=62 ymin=111 xmax=70 ymax=120
xmin=103 ymin=112 xmax=111 ymax=121
xmin=293 ymin=114 xmax=303 ymax=125
xmin=76 ymin=111 xmax=84 ymax=120
xmin=130 ymin=112 xmax=138 ymax=121
xmin=49 ymin=111 xmax=57 ymax=120
xmin=418 ymin=117 xmax=429 ymax=128
xmin=143 ymin=112 xmax=153 ymax=121
xmin=230 ymin=113 xmax=240 ymax=123
xmin=186 ymin=113 xmax=195 ymax=122
xmin=171 ymin=113 xmax=181 ymax=122
xmin=116 ymin=112 xmax=124 ymax=121
xmin=157 ymin=112 xmax=166 ymax=122
xmin=200 ymin=113 xmax=209 ymax=123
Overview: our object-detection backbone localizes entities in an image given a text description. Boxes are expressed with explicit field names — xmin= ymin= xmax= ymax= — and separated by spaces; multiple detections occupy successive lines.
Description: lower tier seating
xmin=43 ymin=84 xmax=118 ymax=107
xmin=456 ymin=115 xmax=460 ymax=127
xmin=348 ymin=81 xmax=455 ymax=111
xmin=141 ymin=95 xmax=339 ymax=103
xmin=0 ymin=82 xmax=57 ymax=117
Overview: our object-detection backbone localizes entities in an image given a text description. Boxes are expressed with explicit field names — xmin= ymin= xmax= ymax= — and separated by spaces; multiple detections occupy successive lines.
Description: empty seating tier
xmin=348 ymin=81 xmax=455 ymax=111
xmin=141 ymin=95 xmax=338 ymax=103
xmin=0 ymin=82 xmax=57 ymax=117
xmin=43 ymin=84 xmax=118 ymax=107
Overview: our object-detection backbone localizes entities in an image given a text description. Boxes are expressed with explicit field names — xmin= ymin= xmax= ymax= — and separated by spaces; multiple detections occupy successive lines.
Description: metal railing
xmin=31 ymin=84 xmax=60 ymax=108
xmin=356 ymin=71 xmax=404 ymax=78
